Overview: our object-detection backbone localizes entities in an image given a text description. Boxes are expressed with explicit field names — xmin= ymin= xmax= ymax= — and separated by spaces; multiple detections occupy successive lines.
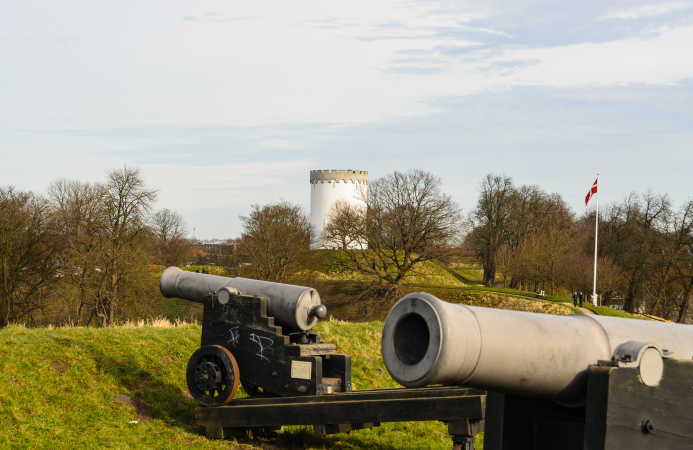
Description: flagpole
xmin=591 ymin=175 xmax=599 ymax=306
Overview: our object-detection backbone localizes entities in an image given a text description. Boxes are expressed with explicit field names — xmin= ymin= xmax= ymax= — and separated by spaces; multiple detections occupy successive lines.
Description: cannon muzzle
xmin=160 ymin=266 xmax=324 ymax=331
xmin=381 ymin=292 xmax=693 ymax=404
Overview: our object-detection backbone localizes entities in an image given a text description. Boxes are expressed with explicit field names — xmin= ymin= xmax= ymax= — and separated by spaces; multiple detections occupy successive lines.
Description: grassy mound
xmin=0 ymin=321 xmax=478 ymax=449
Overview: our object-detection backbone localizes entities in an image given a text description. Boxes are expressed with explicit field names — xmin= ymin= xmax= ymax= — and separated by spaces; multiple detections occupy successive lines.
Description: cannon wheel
xmin=186 ymin=345 xmax=240 ymax=406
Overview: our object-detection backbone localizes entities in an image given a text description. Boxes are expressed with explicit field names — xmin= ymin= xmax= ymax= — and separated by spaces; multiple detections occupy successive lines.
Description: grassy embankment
xmin=0 ymin=320 xmax=476 ymax=449
xmin=180 ymin=254 xmax=640 ymax=321
xmin=290 ymin=256 xmax=640 ymax=321
xmin=1 ymin=259 xmax=645 ymax=449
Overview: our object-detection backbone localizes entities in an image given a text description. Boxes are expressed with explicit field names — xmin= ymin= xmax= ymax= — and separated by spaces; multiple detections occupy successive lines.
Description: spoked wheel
xmin=186 ymin=345 xmax=240 ymax=406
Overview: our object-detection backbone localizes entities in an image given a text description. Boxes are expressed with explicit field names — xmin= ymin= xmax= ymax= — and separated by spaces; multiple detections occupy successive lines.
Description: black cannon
xmin=160 ymin=267 xmax=351 ymax=406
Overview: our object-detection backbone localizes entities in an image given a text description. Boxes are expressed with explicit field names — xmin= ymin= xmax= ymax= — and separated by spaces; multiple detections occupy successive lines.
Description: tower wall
xmin=310 ymin=170 xmax=368 ymax=249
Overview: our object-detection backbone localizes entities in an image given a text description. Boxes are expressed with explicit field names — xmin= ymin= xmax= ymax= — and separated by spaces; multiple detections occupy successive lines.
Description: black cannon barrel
xmin=160 ymin=267 xmax=325 ymax=331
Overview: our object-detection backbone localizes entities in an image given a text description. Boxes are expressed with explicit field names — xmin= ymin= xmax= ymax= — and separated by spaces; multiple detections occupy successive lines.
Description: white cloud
xmin=598 ymin=2 xmax=691 ymax=20
xmin=259 ymin=139 xmax=297 ymax=149
xmin=3 ymin=1 xmax=692 ymax=134
xmin=496 ymin=25 xmax=693 ymax=87
xmin=145 ymin=160 xmax=313 ymax=210
xmin=143 ymin=159 xmax=316 ymax=238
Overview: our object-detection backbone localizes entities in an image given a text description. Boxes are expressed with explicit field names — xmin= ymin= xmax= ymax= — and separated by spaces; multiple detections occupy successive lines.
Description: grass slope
xmin=0 ymin=321 xmax=479 ymax=449
xmin=175 ymin=259 xmax=636 ymax=321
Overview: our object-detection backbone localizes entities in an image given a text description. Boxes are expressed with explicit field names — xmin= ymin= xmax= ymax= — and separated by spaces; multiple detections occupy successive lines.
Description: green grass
xmin=401 ymin=261 xmax=466 ymax=288
xmin=181 ymin=265 xmax=229 ymax=276
xmin=301 ymin=258 xmax=466 ymax=289
xmin=408 ymin=260 xmax=640 ymax=319
xmin=403 ymin=285 xmax=579 ymax=316
xmin=0 ymin=321 xmax=481 ymax=449
xmin=579 ymin=303 xmax=644 ymax=319
xmin=445 ymin=261 xmax=484 ymax=285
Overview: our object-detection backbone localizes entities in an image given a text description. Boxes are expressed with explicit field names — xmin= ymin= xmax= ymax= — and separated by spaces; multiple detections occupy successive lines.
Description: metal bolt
xmin=641 ymin=419 xmax=655 ymax=434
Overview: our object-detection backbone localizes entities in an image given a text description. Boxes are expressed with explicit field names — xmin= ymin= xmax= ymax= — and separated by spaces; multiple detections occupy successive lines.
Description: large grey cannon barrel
xmin=381 ymin=292 xmax=693 ymax=404
xmin=160 ymin=267 xmax=325 ymax=331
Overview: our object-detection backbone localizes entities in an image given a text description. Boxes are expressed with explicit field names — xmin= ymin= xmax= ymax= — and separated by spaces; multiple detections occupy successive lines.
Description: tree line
xmin=466 ymin=174 xmax=693 ymax=321
xmin=2 ymin=167 xmax=691 ymax=326
xmin=0 ymin=167 xmax=190 ymax=327
xmin=245 ymin=171 xmax=693 ymax=322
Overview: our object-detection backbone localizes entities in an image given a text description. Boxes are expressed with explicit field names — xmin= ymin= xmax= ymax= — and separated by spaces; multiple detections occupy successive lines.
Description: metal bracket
xmin=449 ymin=419 xmax=484 ymax=450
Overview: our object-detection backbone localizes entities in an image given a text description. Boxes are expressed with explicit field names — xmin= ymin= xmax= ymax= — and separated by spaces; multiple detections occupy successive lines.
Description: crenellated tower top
xmin=310 ymin=169 xmax=368 ymax=185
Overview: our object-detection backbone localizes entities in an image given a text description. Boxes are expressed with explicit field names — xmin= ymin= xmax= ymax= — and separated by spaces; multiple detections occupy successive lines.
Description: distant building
xmin=188 ymin=239 xmax=238 ymax=265
xmin=310 ymin=169 xmax=368 ymax=249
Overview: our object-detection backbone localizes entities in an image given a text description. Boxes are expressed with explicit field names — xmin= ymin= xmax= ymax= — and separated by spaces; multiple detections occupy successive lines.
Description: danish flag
xmin=585 ymin=176 xmax=598 ymax=206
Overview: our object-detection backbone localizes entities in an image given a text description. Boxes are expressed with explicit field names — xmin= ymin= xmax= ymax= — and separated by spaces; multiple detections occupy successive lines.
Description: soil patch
xmin=51 ymin=360 xmax=68 ymax=373
xmin=114 ymin=393 xmax=154 ymax=422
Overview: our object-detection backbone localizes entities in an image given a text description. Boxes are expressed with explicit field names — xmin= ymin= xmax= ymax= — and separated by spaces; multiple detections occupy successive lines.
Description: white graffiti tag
xmin=249 ymin=333 xmax=274 ymax=362
xmin=227 ymin=327 xmax=240 ymax=347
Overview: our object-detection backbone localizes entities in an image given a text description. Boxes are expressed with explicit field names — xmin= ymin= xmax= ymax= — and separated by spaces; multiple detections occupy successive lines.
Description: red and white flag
xmin=585 ymin=176 xmax=598 ymax=206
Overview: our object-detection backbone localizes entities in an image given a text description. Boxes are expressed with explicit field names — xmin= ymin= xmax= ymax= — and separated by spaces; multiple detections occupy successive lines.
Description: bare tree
xmin=324 ymin=170 xmax=460 ymax=297
xmin=48 ymin=179 xmax=106 ymax=325
xmin=0 ymin=188 xmax=61 ymax=326
xmin=645 ymin=199 xmax=693 ymax=322
xmin=468 ymin=174 xmax=514 ymax=287
xmin=600 ymin=192 xmax=671 ymax=313
xmin=99 ymin=167 xmax=157 ymax=326
xmin=238 ymin=202 xmax=311 ymax=282
xmin=677 ymin=203 xmax=693 ymax=322
xmin=151 ymin=208 xmax=190 ymax=266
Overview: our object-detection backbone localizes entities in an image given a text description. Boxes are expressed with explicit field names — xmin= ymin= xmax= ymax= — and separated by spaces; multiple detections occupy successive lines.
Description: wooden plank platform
xmin=196 ymin=386 xmax=485 ymax=431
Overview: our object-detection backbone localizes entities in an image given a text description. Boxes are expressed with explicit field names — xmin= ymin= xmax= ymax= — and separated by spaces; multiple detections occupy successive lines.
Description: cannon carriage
xmin=160 ymin=267 xmax=350 ymax=406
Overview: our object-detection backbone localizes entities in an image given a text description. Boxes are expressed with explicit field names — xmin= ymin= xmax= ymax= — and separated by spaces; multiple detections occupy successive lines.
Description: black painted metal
xmin=195 ymin=386 xmax=485 ymax=432
xmin=483 ymin=358 xmax=693 ymax=450
xmin=186 ymin=290 xmax=351 ymax=400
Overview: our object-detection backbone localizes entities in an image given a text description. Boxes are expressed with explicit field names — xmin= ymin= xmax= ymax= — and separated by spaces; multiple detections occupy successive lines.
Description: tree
xmin=600 ymin=193 xmax=671 ymax=313
xmin=676 ymin=203 xmax=693 ymax=322
xmin=238 ymin=202 xmax=311 ymax=282
xmin=645 ymin=199 xmax=693 ymax=322
xmin=48 ymin=179 xmax=106 ymax=325
xmin=151 ymin=208 xmax=190 ymax=266
xmin=2 ymin=168 xmax=196 ymax=327
xmin=0 ymin=188 xmax=61 ymax=326
xmin=510 ymin=192 xmax=575 ymax=294
xmin=324 ymin=170 xmax=460 ymax=297
xmin=468 ymin=174 xmax=514 ymax=287
xmin=99 ymin=167 xmax=157 ymax=326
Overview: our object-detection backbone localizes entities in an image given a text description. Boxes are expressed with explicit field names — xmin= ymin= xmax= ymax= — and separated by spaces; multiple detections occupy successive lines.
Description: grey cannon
xmin=160 ymin=267 xmax=349 ymax=406
xmin=160 ymin=266 xmax=326 ymax=331
xmin=381 ymin=292 xmax=693 ymax=404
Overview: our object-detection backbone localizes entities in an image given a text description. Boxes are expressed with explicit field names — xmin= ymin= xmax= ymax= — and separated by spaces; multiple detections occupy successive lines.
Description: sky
xmin=2 ymin=1 xmax=693 ymax=239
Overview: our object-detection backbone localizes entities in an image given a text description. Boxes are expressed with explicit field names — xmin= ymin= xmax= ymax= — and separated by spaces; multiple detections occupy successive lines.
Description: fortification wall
xmin=310 ymin=169 xmax=368 ymax=185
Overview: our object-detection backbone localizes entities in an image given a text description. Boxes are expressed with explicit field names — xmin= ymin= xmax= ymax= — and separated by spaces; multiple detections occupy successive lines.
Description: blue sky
xmin=2 ymin=1 xmax=692 ymax=238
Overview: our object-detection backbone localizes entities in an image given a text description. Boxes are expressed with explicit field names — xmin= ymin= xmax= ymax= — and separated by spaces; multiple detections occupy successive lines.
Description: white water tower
xmin=310 ymin=169 xmax=368 ymax=249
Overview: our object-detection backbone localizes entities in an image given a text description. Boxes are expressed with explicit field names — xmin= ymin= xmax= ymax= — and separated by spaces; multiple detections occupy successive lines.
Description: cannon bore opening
xmin=394 ymin=313 xmax=430 ymax=365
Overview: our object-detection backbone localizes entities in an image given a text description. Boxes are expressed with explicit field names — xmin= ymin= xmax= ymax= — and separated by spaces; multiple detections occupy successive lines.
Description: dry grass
xmin=8 ymin=317 xmax=198 ymax=330
xmin=119 ymin=317 xmax=197 ymax=328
